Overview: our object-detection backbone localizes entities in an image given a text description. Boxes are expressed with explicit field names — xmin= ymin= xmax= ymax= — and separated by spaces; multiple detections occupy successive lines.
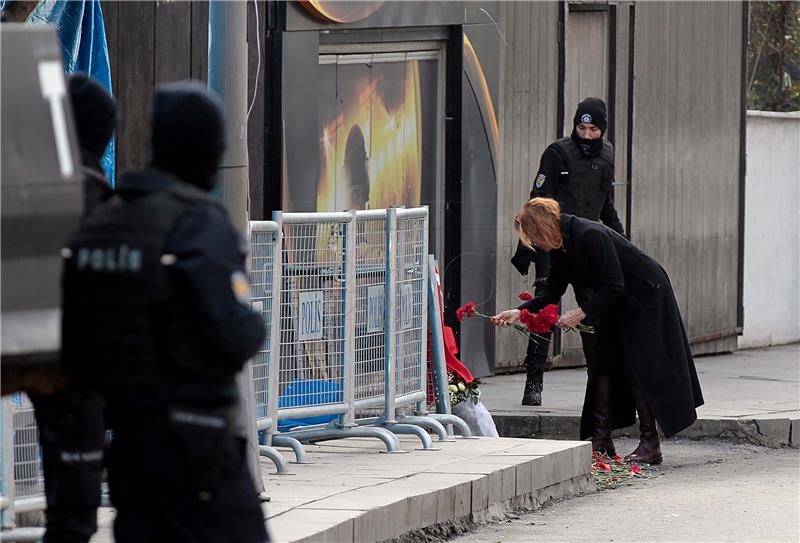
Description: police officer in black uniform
xmin=30 ymin=73 xmax=116 ymax=543
xmin=511 ymin=97 xmax=624 ymax=406
xmin=61 ymin=81 xmax=269 ymax=543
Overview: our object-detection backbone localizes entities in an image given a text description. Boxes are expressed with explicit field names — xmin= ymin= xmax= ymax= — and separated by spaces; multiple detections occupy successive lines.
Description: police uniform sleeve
xmin=166 ymin=205 xmax=266 ymax=367
xmin=577 ymin=228 xmax=625 ymax=317
xmin=530 ymin=146 xmax=561 ymax=199
xmin=600 ymin=184 xmax=625 ymax=236
xmin=510 ymin=147 xmax=562 ymax=275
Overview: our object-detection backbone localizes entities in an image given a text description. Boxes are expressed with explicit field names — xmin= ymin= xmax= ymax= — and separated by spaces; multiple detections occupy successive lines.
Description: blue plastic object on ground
xmin=277 ymin=379 xmax=341 ymax=432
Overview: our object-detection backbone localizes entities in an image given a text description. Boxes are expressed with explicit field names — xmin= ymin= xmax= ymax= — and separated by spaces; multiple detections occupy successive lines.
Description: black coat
xmin=520 ymin=215 xmax=704 ymax=437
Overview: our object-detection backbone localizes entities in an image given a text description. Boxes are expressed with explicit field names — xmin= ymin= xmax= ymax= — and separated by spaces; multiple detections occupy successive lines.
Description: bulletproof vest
xmin=61 ymin=176 xmax=225 ymax=395
xmin=552 ymin=137 xmax=615 ymax=221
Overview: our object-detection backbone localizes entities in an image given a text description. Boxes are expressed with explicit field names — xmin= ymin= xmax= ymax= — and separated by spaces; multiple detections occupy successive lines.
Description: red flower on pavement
xmin=593 ymin=461 xmax=611 ymax=473
xmin=456 ymin=302 xmax=478 ymax=321
xmin=629 ymin=464 xmax=642 ymax=475
xmin=611 ymin=456 xmax=622 ymax=461
xmin=518 ymin=291 xmax=533 ymax=301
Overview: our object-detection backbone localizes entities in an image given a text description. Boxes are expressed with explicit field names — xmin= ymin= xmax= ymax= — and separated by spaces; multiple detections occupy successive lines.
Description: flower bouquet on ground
xmin=591 ymin=450 xmax=654 ymax=490
xmin=447 ymin=371 xmax=480 ymax=406
xmin=445 ymin=371 xmax=498 ymax=437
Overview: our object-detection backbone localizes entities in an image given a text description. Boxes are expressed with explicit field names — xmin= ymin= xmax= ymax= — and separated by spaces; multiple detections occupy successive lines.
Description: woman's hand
xmin=557 ymin=307 xmax=587 ymax=329
xmin=491 ymin=309 xmax=520 ymax=327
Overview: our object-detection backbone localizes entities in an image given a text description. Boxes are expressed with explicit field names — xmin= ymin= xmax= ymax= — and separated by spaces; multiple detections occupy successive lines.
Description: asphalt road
xmin=452 ymin=437 xmax=800 ymax=543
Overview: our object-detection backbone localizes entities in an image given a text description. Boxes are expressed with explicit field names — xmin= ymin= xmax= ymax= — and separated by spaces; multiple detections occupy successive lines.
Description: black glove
xmin=510 ymin=242 xmax=531 ymax=276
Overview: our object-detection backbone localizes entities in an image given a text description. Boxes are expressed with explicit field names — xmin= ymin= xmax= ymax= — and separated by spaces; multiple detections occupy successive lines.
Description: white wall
xmin=739 ymin=111 xmax=800 ymax=348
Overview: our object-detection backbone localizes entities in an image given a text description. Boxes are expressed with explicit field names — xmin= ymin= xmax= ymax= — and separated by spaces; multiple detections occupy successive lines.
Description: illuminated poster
xmin=285 ymin=54 xmax=439 ymax=214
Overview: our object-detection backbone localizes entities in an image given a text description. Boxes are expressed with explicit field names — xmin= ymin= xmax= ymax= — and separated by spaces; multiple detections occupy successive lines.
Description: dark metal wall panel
xmin=190 ymin=1 xmax=210 ymax=82
xmin=494 ymin=1 xmax=561 ymax=370
xmin=247 ymin=0 xmax=267 ymax=220
xmin=114 ymin=1 xmax=156 ymax=172
xmin=632 ymin=1 xmax=742 ymax=354
xmin=154 ymin=1 xmax=192 ymax=85
xmin=103 ymin=0 xmax=265 ymax=214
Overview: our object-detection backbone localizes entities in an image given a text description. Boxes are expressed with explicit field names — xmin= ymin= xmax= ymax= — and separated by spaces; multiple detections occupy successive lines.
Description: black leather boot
xmin=590 ymin=375 xmax=616 ymax=456
xmin=624 ymin=380 xmax=663 ymax=465
xmin=521 ymin=367 xmax=544 ymax=406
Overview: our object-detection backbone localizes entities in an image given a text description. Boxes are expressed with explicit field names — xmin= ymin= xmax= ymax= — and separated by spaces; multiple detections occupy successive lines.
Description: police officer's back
xmin=61 ymin=81 xmax=269 ymax=543
xmin=30 ymin=72 xmax=116 ymax=543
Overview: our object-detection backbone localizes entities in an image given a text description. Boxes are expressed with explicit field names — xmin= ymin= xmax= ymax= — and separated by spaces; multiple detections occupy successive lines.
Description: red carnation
xmin=456 ymin=302 xmax=478 ymax=321
xmin=629 ymin=464 xmax=642 ymax=475
xmin=593 ymin=461 xmax=611 ymax=473
xmin=526 ymin=304 xmax=560 ymax=334
xmin=518 ymin=291 xmax=533 ymax=301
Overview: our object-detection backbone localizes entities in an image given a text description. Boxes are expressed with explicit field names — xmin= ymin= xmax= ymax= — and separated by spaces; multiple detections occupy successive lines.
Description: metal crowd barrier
xmin=248 ymin=207 xmax=470 ymax=472
xmin=1 ymin=393 xmax=46 ymax=539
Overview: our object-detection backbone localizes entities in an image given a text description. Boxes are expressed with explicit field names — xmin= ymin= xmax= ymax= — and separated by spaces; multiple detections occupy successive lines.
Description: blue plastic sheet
xmin=277 ymin=379 xmax=341 ymax=432
xmin=3 ymin=0 xmax=116 ymax=184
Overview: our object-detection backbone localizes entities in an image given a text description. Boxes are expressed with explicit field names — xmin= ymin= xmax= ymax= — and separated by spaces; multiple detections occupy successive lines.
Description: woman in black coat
xmin=493 ymin=197 xmax=704 ymax=463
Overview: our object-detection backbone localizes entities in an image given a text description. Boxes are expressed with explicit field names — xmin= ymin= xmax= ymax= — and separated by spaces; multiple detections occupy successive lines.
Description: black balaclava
xmin=570 ymin=97 xmax=607 ymax=157
xmin=68 ymin=73 xmax=117 ymax=168
xmin=150 ymin=81 xmax=226 ymax=191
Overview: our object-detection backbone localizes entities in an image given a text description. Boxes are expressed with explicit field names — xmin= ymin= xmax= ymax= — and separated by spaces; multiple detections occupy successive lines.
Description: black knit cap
xmin=150 ymin=80 xmax=226 ymax=191
xmin=573 ymin=97 xmax=607 ymax=133
xmin=68 ymin=73 xmax=117 ymax=166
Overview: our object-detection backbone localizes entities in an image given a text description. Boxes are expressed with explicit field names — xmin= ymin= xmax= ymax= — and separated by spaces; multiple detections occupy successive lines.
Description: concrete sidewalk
xmin=483 ymin=343 xmax=800 ymax=447
xmin=91 ymin=436 xmax=592 ymax=543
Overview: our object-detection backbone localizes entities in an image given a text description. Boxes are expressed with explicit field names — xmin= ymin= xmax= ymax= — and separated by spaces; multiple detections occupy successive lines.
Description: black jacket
xmin=511 ymin=140 xmax=624 ymax=276
xmin=520 ymin=215 xmax=704 ymax=437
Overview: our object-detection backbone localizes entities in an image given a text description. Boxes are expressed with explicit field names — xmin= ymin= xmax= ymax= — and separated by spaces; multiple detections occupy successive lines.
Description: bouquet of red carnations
xmin=456 ymin=291 xmax=593 ymax=343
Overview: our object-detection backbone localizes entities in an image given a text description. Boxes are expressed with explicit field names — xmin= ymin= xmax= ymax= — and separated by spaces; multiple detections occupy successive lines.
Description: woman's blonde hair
xmin=515 ymin=197 xmax=563 ymax=250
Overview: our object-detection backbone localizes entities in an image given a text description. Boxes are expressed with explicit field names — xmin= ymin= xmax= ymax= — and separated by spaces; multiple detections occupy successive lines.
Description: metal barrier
xmin=246 ymin=207 xmax=469 ymax=469
xmin=269 ymin=211 xmax=400 ymax=453
xmin=0 ymin=393 xmax=46 ymax=538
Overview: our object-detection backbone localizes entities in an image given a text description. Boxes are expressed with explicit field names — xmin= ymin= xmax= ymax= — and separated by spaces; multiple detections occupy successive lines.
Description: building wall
xmin=631 ymin=1 xmax=744 ymax=355
xmin=493 ymin=1 xmax=561 ymax=370
xmin=739 ymin=112 xmax=800 ymax=348
xmin=101 ymin=0 xmax=267 ymax=217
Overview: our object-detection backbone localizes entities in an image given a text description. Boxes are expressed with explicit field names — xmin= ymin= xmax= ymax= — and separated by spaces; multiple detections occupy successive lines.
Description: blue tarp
xmin=276 ymin=379 xmax=341 ymax=432
xmin=3 ymin=0 xmax=116 ymax=184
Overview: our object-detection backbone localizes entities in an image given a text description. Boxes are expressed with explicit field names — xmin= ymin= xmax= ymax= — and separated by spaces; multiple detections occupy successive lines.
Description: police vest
xmin=552 ymin=137 xmax=615 ymax=221
xmin=61 ymin=174 xmax=227 ymax=393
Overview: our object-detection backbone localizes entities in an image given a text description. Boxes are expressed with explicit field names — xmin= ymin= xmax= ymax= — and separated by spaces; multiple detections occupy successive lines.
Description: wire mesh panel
xmin=277 ymin=213 xmax=352 ymax=420
xmin=249 ymin=222 xmax=279 ymax=423
xmin=393 ymin=209 xmax=429 ymax=405
xmin=352 ymin=211 xmax=388 ymax=411
xmin=10 ymin=393 xmax=43 ymax=499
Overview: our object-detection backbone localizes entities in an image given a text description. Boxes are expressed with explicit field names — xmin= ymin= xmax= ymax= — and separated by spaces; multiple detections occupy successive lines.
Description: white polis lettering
xmin=399 ymin=284 xmax=414 ymax=331
xmin=76 ymin=244 xmax=142 ymax=272
xmin=366 ymin=285 xmax=385 ymax=334
xmin=298 ymin=291 xmax=324 ymax=341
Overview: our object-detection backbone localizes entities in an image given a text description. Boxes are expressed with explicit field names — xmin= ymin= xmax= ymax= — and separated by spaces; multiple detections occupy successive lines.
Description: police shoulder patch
xmin=534 ymin=173 xmax=546 ymax=189
xmin=230 ymin=270 xmax=251 ymax=304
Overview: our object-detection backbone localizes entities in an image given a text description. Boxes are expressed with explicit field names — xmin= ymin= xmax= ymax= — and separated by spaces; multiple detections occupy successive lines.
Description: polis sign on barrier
xmin=298 ymin=291 xmax=324 ymax=341
xmin=399 ymin=283 xmax=413 ymax=331
xmin=366 ymin=285 xmax=385 ymax=334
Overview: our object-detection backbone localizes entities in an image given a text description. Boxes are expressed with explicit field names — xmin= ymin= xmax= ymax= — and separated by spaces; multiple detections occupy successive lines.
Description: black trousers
xmin=107 ymin=426 xmax=269 ymax=543
xmin=31 ymin=389 xmax=106 ymax=543
xmin=524 ymin=258 xmax=596 ymax=371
